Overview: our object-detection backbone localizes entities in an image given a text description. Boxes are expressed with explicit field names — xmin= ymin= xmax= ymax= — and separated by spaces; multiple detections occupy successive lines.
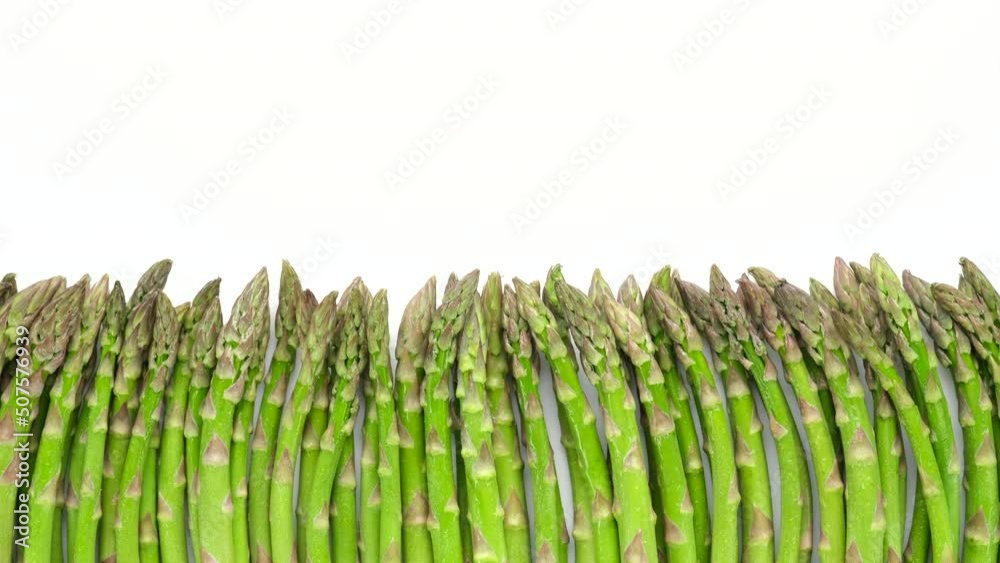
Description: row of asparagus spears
xmin=0 ymin=255 xmax=996 ymax=563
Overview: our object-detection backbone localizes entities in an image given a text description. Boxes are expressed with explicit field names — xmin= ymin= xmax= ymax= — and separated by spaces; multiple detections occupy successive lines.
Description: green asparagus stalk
xmin=70 ymin=283 xmax=130 ymax=562
xmin=269 ymin=288 xmax=337 ymax=563
xmin=455 ymin=296 xmax=509 ymax=562
xmin=517 ymin=278 xmax=599 ymax=563
xmin=483 ymin=274 xmax=530 ymax=563
xmin=304 ymin=280 xmax=367 ymax=563
xmin=156 ymin=279 xmax=220 ymax=563
xmin=677 ymin=274 xmax=774 ymax=563
xmin=501 ymin=285 xmax=568 ymax=563
xmin=115 ymin=292 xmax=180 ymax=562
xmin=395 ymin=278 xmax=436 ymax=562
xmin=0 ymin=278 xmax=81 ymax=562
xmin=0 ymin=277 xmax=65 ymax=371
xmin=602 ymin=288 xmax=697 ymax=563
xmin=249 ymin=262 xmax=303 ymax=563
xmin=834 ymin=259 xmax=905 ymax=563
xmin=869 ymin=255 xmax=961 ymax=550
xmin=831 ymin=310 xmax=957 ymax=563
xmin=139 ymin=411 xmax=161 ymax=563
xmin=956 ymin=259 xmax=1000 ymax=459
xmin=333 ymin=439 xmax=359 ymax=562
xmin=198 ymin=268 xmax=269 ymax=563
xmin=783 ymin=277 xmax=885 ymax=563
xmin=184 ymin=294 xmax=227 ymax=563
xmin=232 ymin=277 xmax=272 ymax=563
xmin=423 ymin=271 xmax=479 ymax=563
xmin=297 ymin=333 xmax=334 ymax=557
xmin=126 ymin=259 xmax=173 ymax=311
xmin=23 ymin=276 xmax=108 ymax=563
xmin=906 ymin=273 xmax=1000 ymax=561
xmin=367 ymin=290 xmax=403 ymax=563
xmin=539 ymin=268 xmax=621 ymax=563
xmin=728 ymin=277 xmax=809 ymax=563
xmin=747 ymin=267 xmax=845 ymax=563
xmin=361 ymin=374 xmax=381 ymax=563
xmin=553 ymin=275 xmax=657 ymax=563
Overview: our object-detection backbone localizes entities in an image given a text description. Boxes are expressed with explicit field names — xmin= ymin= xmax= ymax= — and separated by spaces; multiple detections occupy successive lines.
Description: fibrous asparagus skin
xmin=156 ymin=279 xmax=221 ymax=563
xmin=198 ymin=268 xmax=268 ymax=563
xmin=0 ymin=279 xmax=81 ymax=562
xmin=642 ymin=271 xmax=710 ymax=563
xmin=269 ymin=289 xmax=337 ymax=563
xmin=678 ymin=275 xmax=773 ymax=563
xmin=334 ymin=439 xmax=359 ymax=563
xmin=23 ymin=276 xmax=108 ymax=563
xmin=906 ymin=273 xmax=1000 ymax=561
xmin=729 ymin=277 xmax=808 ymax=563
xmin=483 ymin=274 xmax=530 ymax=563
xmin=832 ymin=310 xmax=957 ymax=563
xmin=798 ymin=278 xmax=885 ymax=563
xmin=501 ymin=286 xmax=568 ymax=563
xmin=360 ymin=377 xmax=381 ymax=563
xmin=70 ymin=283 xmax=129 ymax=563
xmin=304 ymin=280 xmax=367 ymax=563
xmin=115 ymin=292 xmax=180 ymax=562
xmin=368 ymin=290 xmax=403 ymax=563
xmin=516 ymin=276 xmax=619 ymax=563
xmin=184 ymin=297 xmax=226 ymax=563
xmin=747 ymin=267 xmax=845 ymax=563
xmin=395 ymin=278 xmax=435 ymax=563
xmin=423 ymin=271 xmax=479 ymax=563
xmin=249 ymin=262 xmax=303 ymax=563
xmin=602 ymin=294 xmax=697 ymax=563
xmin=553 ymin=277 xmax=657 ymax=563
xmin=835 ymin=258 xmax=905 ymax=563
xmin=646 ymin=276 xmax=740 ymax=563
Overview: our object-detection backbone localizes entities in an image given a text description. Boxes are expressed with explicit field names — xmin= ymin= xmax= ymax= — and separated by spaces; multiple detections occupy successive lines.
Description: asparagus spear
xmin=232 ymin=277 xmax=272 ymax=563
xmin=361 ymin=372 xmax=381 ymax=563
xmin=184 ymin=294 xmax=228 ymax=563
xmin=541 ymin=268 xmax=623 ymax=563
xmin=678 ymin=274 xmax=774 ymax=563
xmin=198 ymin=268 xmax=269 ymax=563
xmin=126 ymin=259 xmax=173 ymax=311
xmin=423 ymin=271 xmax=479 ymax=563
xmin=333 ymin=438 xmax=359 ymax=562
xmin=395 ymin=278 xmax=436 ymax=562
xmin=0 ymin=275 xmax=16 ymax=308
xmin=483 ymin=274 xmax=530 ymax=562
xmin=297 ymin=324 xmax=335 ymax=556
xmin=366 ymin=290 xmax=403 ymax=562
xmin=115 ymin=292 xmax=180 ymax=562
xmin=784 ymin=277 xmax=885 ymax=563
xmin=70 ymin=283 xmax=131 ymax=562
xmin=269 ymin=288 xmax=337 ymax=563
xmin=907 ymin=273 xmax=1000 ymax=561
xmin=156 ymin=279 xmax=221 ymax=562
xmin=747 ymin=267 xmax=845 ymax=563
xmin=869 ymin=255 xmax=961 ymax=550
xmin=553 ymin=275 xmax=657 ymax=563
xmin=831 ymin=310 xmax=957 ymax=563
xmin=303 ymin=280 xmax=368 ymax=563
xmin=602 ymin=287 xmax=697 ymax=563
xmin=0 ymin=278 xmax=81 ymax=561
xmin=515 ymin=279 xmax=604 ymax=563
xmin=501 ymin=285 xmax=568 ymax=563
xmin=956 ymin=259 xmax=1000 ymax=461
xmin=139 ymin=403 xmax=162 ymax=563
xmin=729 ymin=277 xmax=810 ymax=563
xmin=23 ymin=276 xmax=108 ymax=563
xmin=834 ymin=259 xmax=906 ymax=563
xmin=249 ymin=262 xmax=303 ymax=563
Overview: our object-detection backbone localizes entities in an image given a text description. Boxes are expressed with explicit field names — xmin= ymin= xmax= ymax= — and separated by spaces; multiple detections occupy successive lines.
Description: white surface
xmin=2 ymin=0 xmax=998 ymax=558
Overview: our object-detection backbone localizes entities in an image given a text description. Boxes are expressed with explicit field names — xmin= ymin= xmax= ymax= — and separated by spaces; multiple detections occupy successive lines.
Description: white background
xmin=2 ymin=0 xmax=999 ymax=557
